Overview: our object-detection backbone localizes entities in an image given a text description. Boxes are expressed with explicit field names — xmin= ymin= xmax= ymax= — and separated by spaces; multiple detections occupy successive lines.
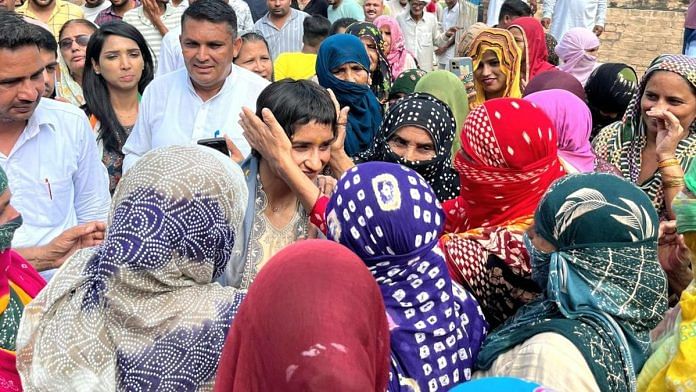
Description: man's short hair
xmin=303 ymin=15 xmax=330 ymax=47
xmin=0 ymin=10 xmax=38 ymax=50
xmin=498 ymin=0 xmax=532 ymax=23
xmin=182 ymin=0 xmax=238 ymax=39
xmin=329 ymin=17 xmax=357 ymax=35
xmin=30 ymin=23 xmax=57 ymax=55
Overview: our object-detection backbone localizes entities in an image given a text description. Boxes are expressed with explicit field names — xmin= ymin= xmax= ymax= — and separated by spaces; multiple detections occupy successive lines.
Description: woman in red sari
xmin=439 ymin=97 xmax=565 ymax=328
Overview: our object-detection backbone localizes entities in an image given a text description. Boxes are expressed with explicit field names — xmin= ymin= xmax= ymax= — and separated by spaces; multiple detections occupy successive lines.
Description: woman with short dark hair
xmin=226 ymin=79 xmax=338 ymax=289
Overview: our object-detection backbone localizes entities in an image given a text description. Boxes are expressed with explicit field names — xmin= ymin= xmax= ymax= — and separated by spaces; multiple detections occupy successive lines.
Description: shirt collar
xmin=185 ymin=65 xmax=237 ymax=102
xmin=261 ymin=8 xmax=298 ymax=28
xmin=24 ymin=102 xmax=57 ymax=140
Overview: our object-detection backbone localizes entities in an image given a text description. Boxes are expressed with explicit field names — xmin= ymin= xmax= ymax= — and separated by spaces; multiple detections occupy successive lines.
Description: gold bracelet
xmin=663 ymin=178 xmax=686 ymax=188
xmin=658 ymin=158 xmax=680 ymax=169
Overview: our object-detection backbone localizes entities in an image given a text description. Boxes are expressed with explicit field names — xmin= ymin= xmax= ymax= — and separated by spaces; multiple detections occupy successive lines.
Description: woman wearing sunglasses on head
xmin=56 ymin=19 xmax=97 ymax=106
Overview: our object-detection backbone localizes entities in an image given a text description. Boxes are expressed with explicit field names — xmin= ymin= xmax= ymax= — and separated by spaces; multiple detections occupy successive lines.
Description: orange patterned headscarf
xmin=466 ymin=28 xmax=523 ymax=108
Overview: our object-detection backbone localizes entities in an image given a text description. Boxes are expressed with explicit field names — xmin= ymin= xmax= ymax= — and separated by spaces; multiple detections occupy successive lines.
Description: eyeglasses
xmin=59 ymin=35 xmax=91 ymax=50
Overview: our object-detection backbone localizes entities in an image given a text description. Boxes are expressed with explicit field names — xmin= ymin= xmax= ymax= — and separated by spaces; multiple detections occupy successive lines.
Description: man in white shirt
xmin=123 ymin=0 xmax=185 ymax=64
xmin=541 ymin=0 xmax=606 ymax=40
xmin=82 ymin=0 xmax=111 ymax=22
xmin=0 ymin=16 xmax=111 ymax=272
xmin=436 ymin=0 xmax=458 ymax=68
xmin=123 ymin=0 xmax=269 ymax=172
xmin=157 ymin=0 xmax=254 ymax=77
xmin=397 ymin=0 xmax=453 ymax=71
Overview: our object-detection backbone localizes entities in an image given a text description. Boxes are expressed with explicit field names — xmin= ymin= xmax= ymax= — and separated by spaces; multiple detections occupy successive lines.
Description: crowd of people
xmin=0 ymin=0 xmax=695 ymax=389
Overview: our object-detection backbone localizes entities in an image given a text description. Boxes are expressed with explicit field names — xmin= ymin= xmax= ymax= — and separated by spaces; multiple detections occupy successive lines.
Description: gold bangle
xmin=662 ymin=174 xmax=684 ymax=180
xmin=658 ymin=158 xmax=680 ymax=169
xmin=663 ymin=178 xmax=686 ymax=188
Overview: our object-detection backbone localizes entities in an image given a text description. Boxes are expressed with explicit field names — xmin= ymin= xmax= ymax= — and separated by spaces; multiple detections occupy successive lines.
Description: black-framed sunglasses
xmin=59 ymin=35 xmax=91 ymax=50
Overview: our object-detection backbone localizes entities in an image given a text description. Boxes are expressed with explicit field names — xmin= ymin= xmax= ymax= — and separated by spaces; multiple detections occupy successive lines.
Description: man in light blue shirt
xmin=254 ymin=0 xmax=309 ymax=60
xmin=327 ymin=0 xmax=364 ymax=23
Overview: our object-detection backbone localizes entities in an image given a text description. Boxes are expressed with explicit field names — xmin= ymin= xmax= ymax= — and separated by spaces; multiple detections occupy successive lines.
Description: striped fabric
xmin=122 ymin=4 xmax=184 ymax=66
xmin=254 ymin=8 xmax=308 ymax=61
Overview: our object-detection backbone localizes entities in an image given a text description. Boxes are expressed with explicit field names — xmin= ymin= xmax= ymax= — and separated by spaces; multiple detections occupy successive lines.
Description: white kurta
xmin=397 ymin=11 xmax=447 ymax=71
xmin=543 ymin=0 xmax=607 ymax=40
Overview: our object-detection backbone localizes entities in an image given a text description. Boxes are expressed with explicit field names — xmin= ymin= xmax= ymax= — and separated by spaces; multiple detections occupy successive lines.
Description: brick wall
xmin=481 ymin=0 xmax=690 ymax=76
xmin=599 ymin=0 xmax=688 ymax=75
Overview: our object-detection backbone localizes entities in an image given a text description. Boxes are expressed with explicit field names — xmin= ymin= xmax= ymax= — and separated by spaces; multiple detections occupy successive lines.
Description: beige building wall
xmin=481 ymin=0 xmax=689 ymax=76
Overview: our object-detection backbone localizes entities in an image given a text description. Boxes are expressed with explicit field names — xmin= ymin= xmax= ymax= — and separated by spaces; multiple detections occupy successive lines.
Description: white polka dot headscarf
xmin=357 ymin=93 xmax=460 ymax=201
xmin=326 ymin=161 xmax=488 ymax=390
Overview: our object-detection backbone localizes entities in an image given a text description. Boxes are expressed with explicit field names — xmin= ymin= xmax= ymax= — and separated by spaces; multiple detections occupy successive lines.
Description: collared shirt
xmin=82 ymin=0 xmax=111 ymax=23
xmin=254 ymin=8 xmax=309 ymax=61
xmin=122 ymin=65 xmax=270 ymax=172
xmin=123 ymin=4 xmax=184 ymax=65
xmin=17 ymin=0 xmax=84 ymax=40
xmin=397 ymin=11 xmax=446 ymax=71
xmin=94 ymin=0 xmax=141 ymax=26
xmin=156 ymin=0 xmax=255 ymax=77
xmin=543 ymin=0 xmax=607 ymax=40
xmin=438 ymin=2 xmax=459 ymax=65
xmin=1 ymin=99 xmax=110 ymax=249
xmin=326 ymin=0 xmax=364 ymax=23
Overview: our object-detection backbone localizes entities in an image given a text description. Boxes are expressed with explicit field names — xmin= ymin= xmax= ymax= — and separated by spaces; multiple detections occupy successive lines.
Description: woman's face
xmin=290 ymin=120 xmax=334 ymax=181
xmin=331 ymin=62 xmax=369 ymax=85
xmin=379 ymin=25 xmax=392 ymax=55
xmin=509 ymin=27 xmax=526 ymax=64
xmin=234 ymin=40 xmax=273 ymax=81
xmin=360 ymin=36 xmax=379 ymax=73
xmin=93 ymin=35 xmax=144 ymax=92
xmin=641 ymin=70 xmax=696 ymax=135
xmin=526 ymin=223 xmax=557 ymax=253
xmin=59 ymin=23 xmax=94 ymax=75
xmin=387 ymin=125 xmax=436 ymax=162
xmin=474 ymin=50 xmax=507 ymax=98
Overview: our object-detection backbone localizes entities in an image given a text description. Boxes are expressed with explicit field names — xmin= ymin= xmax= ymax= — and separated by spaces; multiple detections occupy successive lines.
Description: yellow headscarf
xmin=465 ymin=28 xmax=523 ymax=109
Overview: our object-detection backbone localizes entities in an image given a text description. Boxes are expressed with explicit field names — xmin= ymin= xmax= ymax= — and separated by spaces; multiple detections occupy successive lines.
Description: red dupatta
xmin=443 ymin=97 xmax=565 ymax=233
xmin=214 ymin=240 xmax=390 ymax=391
xmin=510 ymin=17 xmax=556 ymax=82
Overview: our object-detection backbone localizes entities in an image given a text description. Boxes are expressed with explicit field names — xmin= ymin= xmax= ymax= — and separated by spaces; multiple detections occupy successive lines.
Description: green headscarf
xmin=388 ymin=69 xmax=427 ymax=100
xmin=675 ymin=164 xmax=696 ymax=233
xmin=477 ymin=173 xmax=668 ymax=392
xmin=414 ymin=70 xmax=470 ymax=157
xmin=0 ymin=167 xmax=21 ymax=252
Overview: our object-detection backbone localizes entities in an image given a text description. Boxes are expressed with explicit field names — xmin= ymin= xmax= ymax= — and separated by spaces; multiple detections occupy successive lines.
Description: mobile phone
xmin=449 ymin=56 xmax=474 ymax=84
xmin=197 ymin=137 xmax=230 ymax=156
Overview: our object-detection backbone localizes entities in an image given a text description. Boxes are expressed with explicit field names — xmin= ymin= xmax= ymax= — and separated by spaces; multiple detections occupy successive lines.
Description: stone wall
xmin=481 ymin=0 xmax=689 ymax=76
xmin=599 ymin=0 xmax=688 ymax=75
